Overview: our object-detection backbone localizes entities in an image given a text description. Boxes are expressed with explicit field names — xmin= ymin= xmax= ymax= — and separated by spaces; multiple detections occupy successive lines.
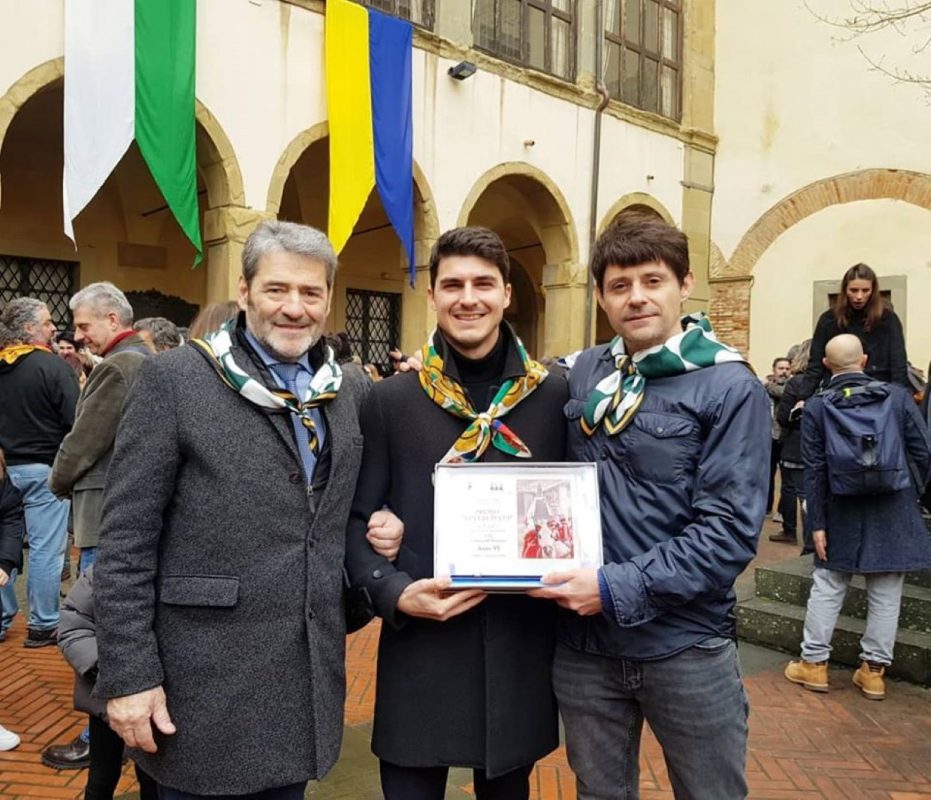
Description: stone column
xmin=678 ymin=0 xmax=717 ymax=312
xmin=542 ymin=260 xmax=588 ymax=358
xmin=202 ymin=206 xmax=275 ymax=303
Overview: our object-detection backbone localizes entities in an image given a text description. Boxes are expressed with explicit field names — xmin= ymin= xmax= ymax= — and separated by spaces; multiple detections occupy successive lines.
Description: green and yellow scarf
xmin=418 ymin=331 xmax=548 ymax=464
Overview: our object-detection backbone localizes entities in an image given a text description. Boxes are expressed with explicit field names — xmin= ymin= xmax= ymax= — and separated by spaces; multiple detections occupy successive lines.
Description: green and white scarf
xmin=191 ymin=322 xmax=341 ymax=452
xmin=581 ymin=312 xmax=746 ymax=436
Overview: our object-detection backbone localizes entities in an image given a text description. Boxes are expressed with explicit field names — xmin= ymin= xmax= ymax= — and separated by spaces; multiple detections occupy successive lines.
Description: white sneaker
xmin=0 ymin=724 xmax=20 ymax=751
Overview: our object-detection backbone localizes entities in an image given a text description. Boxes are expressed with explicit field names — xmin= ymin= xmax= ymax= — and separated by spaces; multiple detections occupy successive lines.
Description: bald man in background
xmin=785 ymin=334 xmax=931 ymax=700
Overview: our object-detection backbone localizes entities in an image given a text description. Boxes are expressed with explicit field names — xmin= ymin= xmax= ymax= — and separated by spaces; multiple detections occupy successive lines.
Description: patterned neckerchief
xmin=581 ymin=312 xmax=746 ymax=436
xmin=190 ymin=321 xmax=341 ymax=454
xmin=418 ymin=328 xmax=548 ymax=464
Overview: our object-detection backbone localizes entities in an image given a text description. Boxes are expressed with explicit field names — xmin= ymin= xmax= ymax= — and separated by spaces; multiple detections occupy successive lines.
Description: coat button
xmin=600 ymin=447 xmax=609 ymax=460
xmin=289 ymin=472 xmax=302 ymax=484
xmin=372 ymin=569 xmax=383 ymax=579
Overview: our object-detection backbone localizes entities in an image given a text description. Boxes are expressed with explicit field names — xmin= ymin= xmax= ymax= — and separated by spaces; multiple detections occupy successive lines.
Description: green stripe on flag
xmin=135 ymin=0 xmax=202 ymax=264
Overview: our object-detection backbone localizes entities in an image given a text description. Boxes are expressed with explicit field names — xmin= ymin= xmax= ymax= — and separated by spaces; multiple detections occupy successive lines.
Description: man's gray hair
xmin=134 ymin=317 xmax=182 ymax=351
xmin=242 ymin=220 xmax=338 ymax=287
xmin=0 ymin=297 xmax=47 ymax=345
xmin=69 ymin=282 xmax=134 ymax=326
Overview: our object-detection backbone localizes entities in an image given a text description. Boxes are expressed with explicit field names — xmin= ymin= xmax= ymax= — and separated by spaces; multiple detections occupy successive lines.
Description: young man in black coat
xmin=345 ymin=227 xmax=568 ymax=800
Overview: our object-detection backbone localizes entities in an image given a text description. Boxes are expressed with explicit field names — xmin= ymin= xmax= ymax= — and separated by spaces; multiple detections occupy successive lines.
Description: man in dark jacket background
xmin=533 ymin=218 xmax=769 ymax=800
xmin=785 ymin=334 xmax=931 ymax=700
xmin=0 ymin=297 xmax=78 ymax=647
xmin=765 ymin=356 xmax=791 ymax=521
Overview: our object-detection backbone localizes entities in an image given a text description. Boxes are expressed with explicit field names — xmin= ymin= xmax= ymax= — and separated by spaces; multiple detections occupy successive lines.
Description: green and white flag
xmin=63 ymin=0 xmax=202 ymax=262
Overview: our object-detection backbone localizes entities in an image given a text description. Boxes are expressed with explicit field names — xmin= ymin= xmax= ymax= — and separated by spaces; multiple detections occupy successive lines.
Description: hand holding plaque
xmin=433 ymin=462 xmax=603 ymax=591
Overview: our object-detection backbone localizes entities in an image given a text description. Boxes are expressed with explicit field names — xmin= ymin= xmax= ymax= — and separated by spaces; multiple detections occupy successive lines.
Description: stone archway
xmin=711 ymin=168 xmax=931 ymax=354
xmin=457 ymin=162 xmax=580 ymax=357
xmin=597 ymin=192 xmax=674 ymax=235
xmin=267 ymin=127 xmax=440 ymax=366
xmin=0 ymin=57 xmax=244 ymax=310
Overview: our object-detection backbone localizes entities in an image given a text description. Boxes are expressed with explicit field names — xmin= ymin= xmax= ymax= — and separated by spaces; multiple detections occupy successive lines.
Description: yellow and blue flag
xmin=326 ymin=0 xmax=415 ymax=285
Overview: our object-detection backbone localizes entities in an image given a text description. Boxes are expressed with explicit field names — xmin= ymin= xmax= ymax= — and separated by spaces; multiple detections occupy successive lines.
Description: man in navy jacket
xmin=533 ymin=218 xmax=769 ymax=800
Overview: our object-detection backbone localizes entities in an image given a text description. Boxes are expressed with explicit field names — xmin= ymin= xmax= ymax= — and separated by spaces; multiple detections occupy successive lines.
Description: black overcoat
xmin=801 ymin=307 xmax=908 ymax=398
xmin=345 ymin=331 xmax=567 ymax=777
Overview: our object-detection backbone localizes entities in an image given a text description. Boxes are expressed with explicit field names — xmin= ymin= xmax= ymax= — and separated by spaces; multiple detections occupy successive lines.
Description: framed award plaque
xmin=433 ymin=462 xmax=604 ymax=591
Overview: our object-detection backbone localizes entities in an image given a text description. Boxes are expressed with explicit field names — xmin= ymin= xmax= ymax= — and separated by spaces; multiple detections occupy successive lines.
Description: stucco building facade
xmin=712 ymin=0 xmax=931 ymax=375
xmin=0 ymin=0 xmax=715 ymax=369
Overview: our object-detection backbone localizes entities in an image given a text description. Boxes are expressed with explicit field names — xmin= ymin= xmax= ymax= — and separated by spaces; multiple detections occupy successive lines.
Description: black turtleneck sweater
xmin=448 ymin=329 xmax=508 ymax=411
xmin=800 ymin=306 xmax=909 ymax=399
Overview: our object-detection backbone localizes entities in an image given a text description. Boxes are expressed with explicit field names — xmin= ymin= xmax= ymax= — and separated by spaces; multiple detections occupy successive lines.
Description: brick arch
xmin=711 ymin=169 xmax=931 ymax=355
xmin=725 ymin=168 xmax=931 ymax=279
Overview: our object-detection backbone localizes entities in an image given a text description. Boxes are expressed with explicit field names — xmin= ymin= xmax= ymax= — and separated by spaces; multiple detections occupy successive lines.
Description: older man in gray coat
xmin=93 ymin=221 xmax=369 ymax=799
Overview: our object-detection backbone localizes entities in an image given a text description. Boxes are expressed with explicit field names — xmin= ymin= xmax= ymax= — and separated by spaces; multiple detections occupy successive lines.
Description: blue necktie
xmin=271 ymin=362 xmax=318 ymax=482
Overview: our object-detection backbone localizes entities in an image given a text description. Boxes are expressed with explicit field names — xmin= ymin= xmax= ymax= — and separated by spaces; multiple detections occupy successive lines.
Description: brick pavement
xmin=2 ymin=525 xmax=930 ymax=799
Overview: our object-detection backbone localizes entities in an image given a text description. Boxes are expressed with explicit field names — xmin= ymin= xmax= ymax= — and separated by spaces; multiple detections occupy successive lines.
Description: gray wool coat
xmin=49 ymin=333 xmax=151 ymax=548
xmin=93 ymin=334 xmax=367 ymax=795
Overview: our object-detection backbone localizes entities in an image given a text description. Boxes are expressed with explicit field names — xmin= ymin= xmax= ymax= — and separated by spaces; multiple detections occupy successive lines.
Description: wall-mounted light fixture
xmin=448 ymin=61 xmax=477 ymax=81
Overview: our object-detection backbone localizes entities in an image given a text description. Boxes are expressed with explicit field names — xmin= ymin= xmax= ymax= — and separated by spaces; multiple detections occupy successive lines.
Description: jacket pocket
xmin=159 ymin=575 xmax=240 ymax=608
xmin=625 ymin=412 xmax=700 ymax=484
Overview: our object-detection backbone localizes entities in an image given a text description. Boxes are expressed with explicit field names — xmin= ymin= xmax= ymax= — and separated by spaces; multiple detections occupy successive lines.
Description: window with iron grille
xmin=604 ymin=0 xmax=681 ymax=120
xmin=473 ymin=0 xmax=576 ymax=81
xmin=359 ymin=0 xmax=435 ymax=29
xmin=345 ymin=289 xmax=401 ymax=376
xmin=0 ymin=255 xmax=78 ymax=331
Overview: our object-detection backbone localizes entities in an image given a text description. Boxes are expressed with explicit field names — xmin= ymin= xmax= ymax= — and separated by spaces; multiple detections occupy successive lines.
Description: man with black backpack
xmin=785 ymin=334 xmax=931 ymax=700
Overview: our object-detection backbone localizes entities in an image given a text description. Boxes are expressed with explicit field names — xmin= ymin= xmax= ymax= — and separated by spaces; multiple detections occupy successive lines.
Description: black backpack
xmin=821 ymin=381 xmax=911 ymax=496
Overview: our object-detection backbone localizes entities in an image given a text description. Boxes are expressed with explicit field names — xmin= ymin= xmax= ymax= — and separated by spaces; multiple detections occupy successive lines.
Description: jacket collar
xmin=826 ymin=371 xmax=872 ymax=389
xmin=102 ymin=331 xmax=150 ymax=358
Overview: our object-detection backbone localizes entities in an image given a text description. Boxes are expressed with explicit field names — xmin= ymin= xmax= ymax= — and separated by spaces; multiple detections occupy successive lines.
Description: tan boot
xmin=784 ymin=659 xmax=829 ymax=692
xmin=852 ymin=662 xmax=886 ymax=700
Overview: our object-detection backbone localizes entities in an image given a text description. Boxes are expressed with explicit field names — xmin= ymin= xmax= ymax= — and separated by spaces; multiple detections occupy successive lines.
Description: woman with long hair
xmin=187 ymin=300 xmax=239 ymax=341
xmin=801 ymin=263 xmax=908 ymax=397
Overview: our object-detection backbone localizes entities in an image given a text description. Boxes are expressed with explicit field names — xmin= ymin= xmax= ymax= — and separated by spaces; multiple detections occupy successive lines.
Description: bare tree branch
xmin=804 ymin=0 xmax=931 ymax=88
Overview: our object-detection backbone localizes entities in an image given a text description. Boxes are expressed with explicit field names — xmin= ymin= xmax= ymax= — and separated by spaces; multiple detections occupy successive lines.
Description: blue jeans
xmin=0 ymin=464 xmax=70 ymax=631
xmin=157 ymin=782 xmax=306 ymax=800
xmin=553 ymin=639 xmax=749 ymax=800
xmin=78 ymin=546 xmax=97 ymax=574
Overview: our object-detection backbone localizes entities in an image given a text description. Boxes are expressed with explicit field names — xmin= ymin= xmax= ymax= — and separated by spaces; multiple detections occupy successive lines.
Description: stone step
xmin=909 ymin=569 xmax=931 ymax=589
xmin=736 ymin=596 xmax=931 ymax=686
xmin=754 ymin=556 xmax=931 ymax=633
